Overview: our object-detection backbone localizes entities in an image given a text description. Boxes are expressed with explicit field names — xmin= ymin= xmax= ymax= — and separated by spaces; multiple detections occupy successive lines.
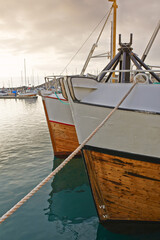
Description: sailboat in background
xmin=18 ymin=59 xmax=38 ymax=99
xmin=42 ymin=0 xmax=116 ymax=157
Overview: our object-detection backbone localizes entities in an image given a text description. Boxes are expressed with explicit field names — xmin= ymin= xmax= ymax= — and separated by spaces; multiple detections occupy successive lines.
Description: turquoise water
xmin=0 ymin=98 xmax=160 ymax=240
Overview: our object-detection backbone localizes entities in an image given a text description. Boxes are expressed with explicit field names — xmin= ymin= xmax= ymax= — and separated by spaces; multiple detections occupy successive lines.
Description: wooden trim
xmin=66 ymin=76 xmax=79 ymax=102
xmin=59 ymin=78 xmax=68 ymax=100
xmin=66 ymin=76 xmax=98 ymax=102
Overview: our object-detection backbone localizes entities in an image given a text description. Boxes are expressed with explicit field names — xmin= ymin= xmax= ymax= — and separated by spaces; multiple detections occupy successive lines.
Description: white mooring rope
xmin=0 ymin=81 xmax=137 ymax=224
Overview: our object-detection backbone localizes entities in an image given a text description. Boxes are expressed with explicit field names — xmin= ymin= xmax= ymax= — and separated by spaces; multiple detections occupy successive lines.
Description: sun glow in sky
xmin=0 ymin=0 xmax=159 ymax=88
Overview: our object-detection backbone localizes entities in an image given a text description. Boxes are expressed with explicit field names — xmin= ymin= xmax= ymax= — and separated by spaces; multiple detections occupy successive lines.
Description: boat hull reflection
xmin=46 ymin=157 xmax=97 ymax=223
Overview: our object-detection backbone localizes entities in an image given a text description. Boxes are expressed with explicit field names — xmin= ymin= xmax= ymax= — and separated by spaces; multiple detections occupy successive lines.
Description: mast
xmin=109 ymin=0 xmax=118 ymax=58
xmin=24 ymin=59 xmax=27 ymax=87
xmin=21 ymin=71 xmax=23 ymax=86
xmin=109 ymin=0 xmax=118 ymax=82
xmin=110 ymin=21 xmax=113 ymax=60
xmin=80 ymin=6 xmax=113 ymax=75
xmin=80 ymin=0 xmax=118 ymax=76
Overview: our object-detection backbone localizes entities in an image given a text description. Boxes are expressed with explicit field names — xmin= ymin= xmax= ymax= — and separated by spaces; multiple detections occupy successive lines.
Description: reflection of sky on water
xmin=0 ymin=98 xmax=160 ymax=240
xmin=0 ymin=98 xmax=40 ymax=164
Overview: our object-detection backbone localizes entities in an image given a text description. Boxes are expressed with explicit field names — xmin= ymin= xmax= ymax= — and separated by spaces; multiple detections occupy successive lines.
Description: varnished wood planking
xmin=83 ymin=150 xmax=108 ymax=218
xmin=43 ymin=99 xmax=80 ymax=157
xmin=49 ymin=121 xmax=80 ymax=156
xmin=83 ymin=149 xmax=160 ymax=222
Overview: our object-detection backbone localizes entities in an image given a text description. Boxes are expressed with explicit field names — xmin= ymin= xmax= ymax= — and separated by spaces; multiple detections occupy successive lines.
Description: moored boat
xmin=0 ymin=90 xmax=8 ymax=96
xmin=17 ymin=89 xmax=38 ymax=99
xmin=42 ymin=80 xmax=80 ymax=157
xmin=63 ymin=35 xmax=160 ymax=227
xmin=41 ymin=0 xmax=116 ymax=158
xmin=41 ymin=0 xmax=160 ymax=229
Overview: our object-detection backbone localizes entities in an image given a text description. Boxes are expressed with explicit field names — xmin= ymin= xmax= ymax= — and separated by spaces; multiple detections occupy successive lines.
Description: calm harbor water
xmin=0 ymin=97 xmax=160 ymax=240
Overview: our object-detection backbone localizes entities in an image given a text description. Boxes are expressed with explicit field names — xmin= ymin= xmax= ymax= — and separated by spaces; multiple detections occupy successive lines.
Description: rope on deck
xmin=0 ymin=81 xmax=137 ymax=224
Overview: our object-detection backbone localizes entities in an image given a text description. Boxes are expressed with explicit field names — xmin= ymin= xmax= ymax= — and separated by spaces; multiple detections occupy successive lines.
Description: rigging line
xmin=0 ymin=80 xmax=137 ymax=224
xmin=95 ymin=6 xmax=113 ymax=45
xmin=60 ymin=6 xmax=113 ymax=75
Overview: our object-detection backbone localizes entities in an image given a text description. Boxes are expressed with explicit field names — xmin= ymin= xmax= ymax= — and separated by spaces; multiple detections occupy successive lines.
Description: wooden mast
xmin=109 ymin=0 xmax=118 ymax=82
xmin=109 ymin=0 xmax=118 ymax=58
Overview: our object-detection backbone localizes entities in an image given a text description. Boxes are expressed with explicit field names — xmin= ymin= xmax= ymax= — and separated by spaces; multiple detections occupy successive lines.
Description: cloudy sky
xmin=0 ymin=0 xmax=159 ymax=87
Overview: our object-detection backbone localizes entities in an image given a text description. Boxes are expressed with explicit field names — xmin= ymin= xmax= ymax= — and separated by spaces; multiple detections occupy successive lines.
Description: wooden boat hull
xmin=42 ymin=95 xmax=80 ymax=157
xmin=64 ymin=77 xmax=160 ymax=224
xmin=82 ymin=146 xmax=160 ymax=224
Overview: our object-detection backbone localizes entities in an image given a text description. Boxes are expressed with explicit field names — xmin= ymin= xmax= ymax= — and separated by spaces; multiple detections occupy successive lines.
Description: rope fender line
xmin=0 ymin=81 xmax=137 ymax=224
xmin=54 ymin=91 xmax=69 ymax=105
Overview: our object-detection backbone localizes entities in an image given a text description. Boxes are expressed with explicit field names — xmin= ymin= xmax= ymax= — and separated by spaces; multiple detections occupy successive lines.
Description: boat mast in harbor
xmin=24 ymin=58 xmax=27 ymax=87
xmin=80 ymin=0 xmax=118 ymax=76
xmin=109 ymin=0 xmax=118 ymax=82
xmin=109 ymin=0 xmax=118 ymax=59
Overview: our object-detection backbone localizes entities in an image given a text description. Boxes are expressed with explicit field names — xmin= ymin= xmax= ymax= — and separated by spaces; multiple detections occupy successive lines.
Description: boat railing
xmin=97 ymin=69 xmax=160 ymax=83
xmin=44 ymin=75 xmax=65 ymax=91
xmin=44 ymin=75 xmax=65 ymax=83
